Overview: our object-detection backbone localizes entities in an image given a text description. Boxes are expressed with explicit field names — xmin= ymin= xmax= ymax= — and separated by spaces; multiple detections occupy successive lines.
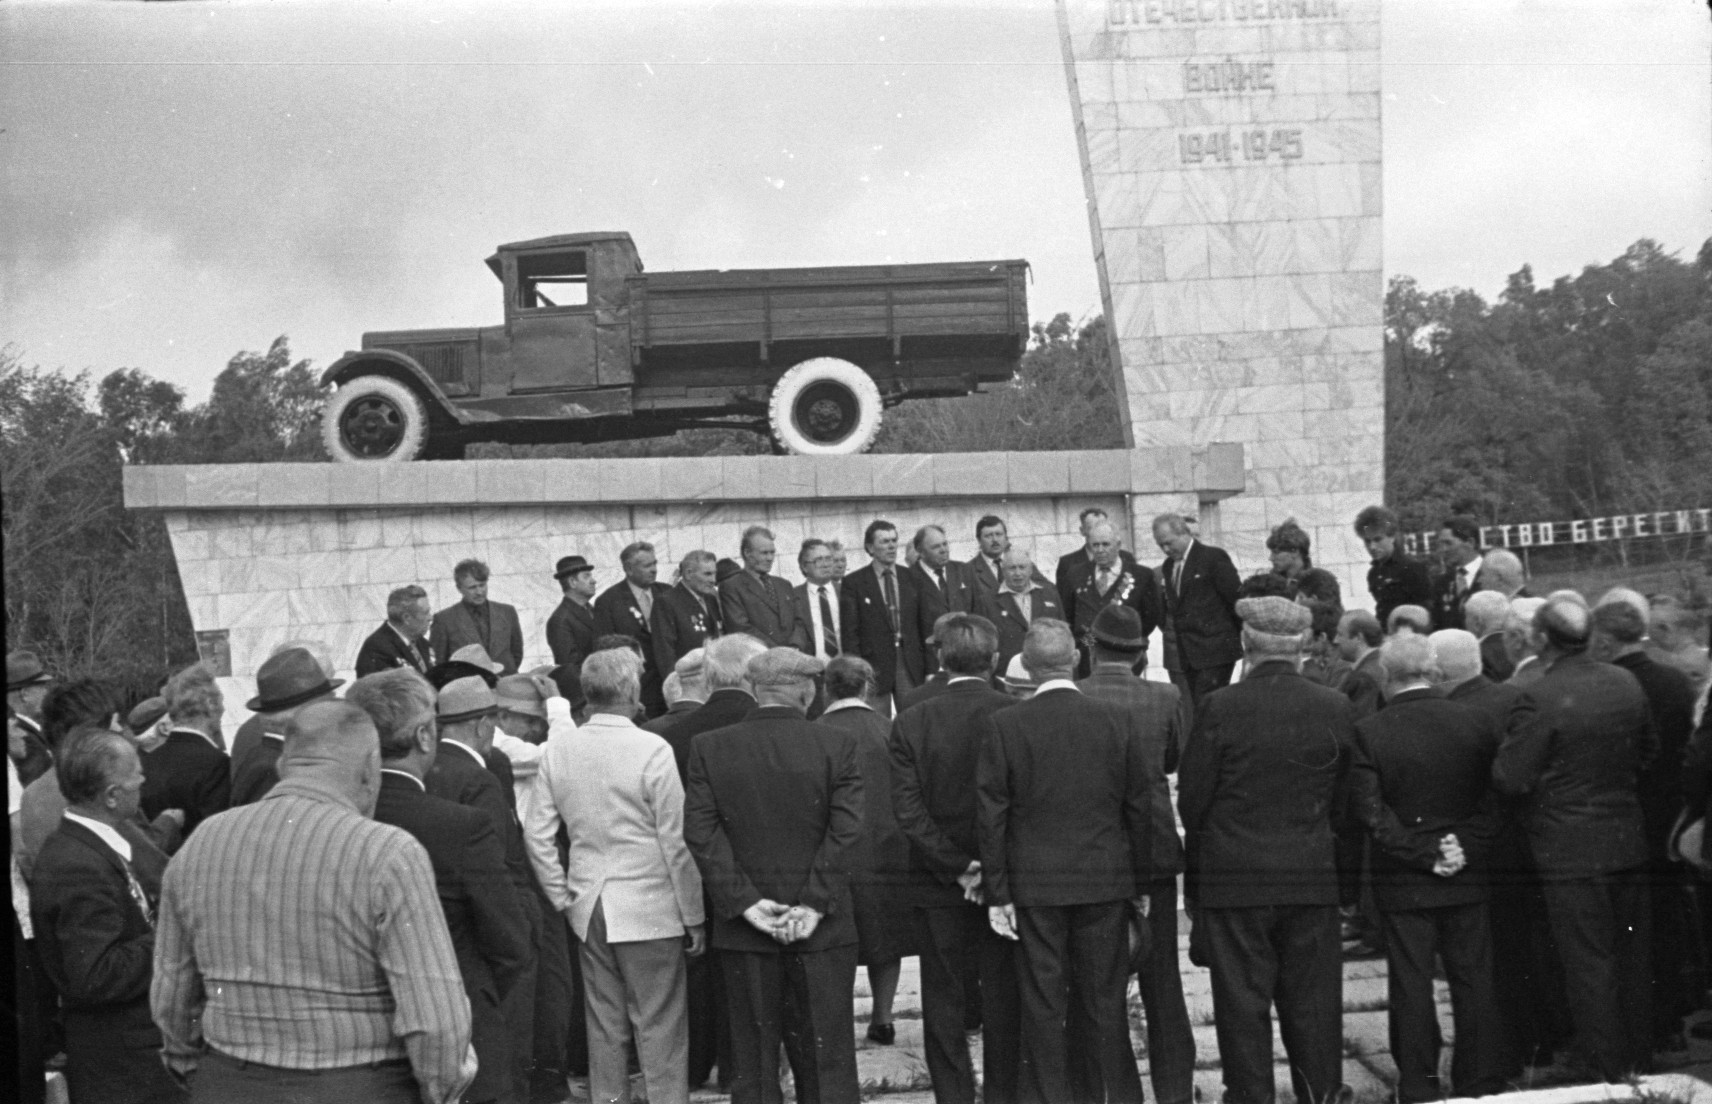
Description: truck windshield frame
xmin=516 ymin=250 xmax=589 ymax=310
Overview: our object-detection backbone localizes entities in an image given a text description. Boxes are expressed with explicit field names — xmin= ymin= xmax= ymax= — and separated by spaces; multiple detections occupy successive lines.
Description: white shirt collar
xmin=170 ymin=725 xmax=223 ymax=751
xmin=582 ymin=711 xmax=641 ymax=731
xmin=1003 ymin=581 xmax=1039 ymax=597
xmin=1035 ymin=678 xmax=1081 ymax=695
xmin=380 ymin=767 xmax=426 ymax=791
xmin=442 ymin=739 xmax=487 ymax=768
xmin=948 ymin=675 xmax=988 ymax=685
xmin=824 ymin=698 xmax=872 ymax=714
xmin=63 ymin=811 xmax=132 ymax=862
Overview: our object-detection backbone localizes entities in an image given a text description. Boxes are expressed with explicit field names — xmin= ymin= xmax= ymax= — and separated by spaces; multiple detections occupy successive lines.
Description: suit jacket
xmin=355 ymin=621 xmax=433 ymax=678
xmin=720 ymin=570 xmax=803 ymax=650
xmin=426 ymin=740 xmax=534 ymax=901
xmin=974 ymin=584 xmax=1067 ymax=674
xmin=29 ymin=818 xmax=172 ymax=1104
xmin=1055 ymin=547 xmax=1140 ymax=610
xmin=544 ymin=596 xmax=600 ymax=703
xmin=793 ymin=580 xmax=846 ymax=662
xmin=1076 ymin=665 xmax=1185 ymax=878
xmin=817 ymin=705 xmax=908 ymax=882
xmin=684 ymin=705 xmax=863 ymax=953
xmin=431 ymin=599 xmax=525 ymax=675
xmin=1446 ymin=675 xmax=1524 ymax=735
xmin=11 ymin=713 xmax=54 ymax=788
xmin=1479 ymin=631 xmax=1515 ymax=683
xmin=841 ymin=563 xmax=930 ymax=696
xmin=1062 ymin=558 xmax=1163 ymax=653
xmin=1349 ymin=688 xmax=1498 ymax=911
xmin=1177 ymin=661 xmax=1360 ymax=909
xmin=650 ymin=688 xmax=758 ymax=786
xmin=890 ymin=678 xmax=1016 ymax=906
xmin=652 ymin=582 xmax=724 ymax=676
xmin=374 ymin=771 xmax=530 ymax=1104
xmin=1158 ymin=540 xmax=1243 ymax=671
xmin=229 ymin=730 xmax=283 ymax=807
xmin=138 ymin=729 xmax=230 ymax=837
xmin=1492 ymin=651 xmax=1653 ymax=880
xmin=593 ymin=581 xmax=673 ymax=713
xmin=896 ymin=673 xmax=952 ymax=713
xmin=909 ymin=559 xmax=979 ymax=622
xmin=1339 ymin=650 xmax=1386 ymax=720
xmin=1367 ymin=551 xmax=1434 ymax=630
xmin=966 ymin=553 xmax=1050 ymax=602
xmin=976 ymin=685 xmax=1154 ymax=908
xmin=1428 ymin=561 xmax=1482 ymax=632
xmin=1612 ymin=651 xmax=1698 ymax=858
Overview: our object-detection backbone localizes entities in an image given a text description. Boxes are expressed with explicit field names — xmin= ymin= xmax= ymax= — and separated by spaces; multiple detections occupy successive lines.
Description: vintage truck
xmin=319 ymin=231 xmax=1031 ymax=460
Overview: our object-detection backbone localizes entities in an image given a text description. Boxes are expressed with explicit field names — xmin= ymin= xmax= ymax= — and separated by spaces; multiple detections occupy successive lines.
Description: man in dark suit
xmin=1354 ymin=505 xmax=1433 ymax=631
xmin=910 ymin=525 xmax=979 ymax=623
xmin=1075 ymin=606 xmax=1193 ymax=1104
xmin=1151 ymin=513 xmax=1242 ymax=717
xmin=890 ymin=614 xmax=1021 ymax=1104
xmin=1333 ymin=610 xmax=1386 ymax=720
xmin=974 ymin=548 xmax=1067 ymax=678
xmin=429 ymin=675 xmax=542 ymax=1101
xmin=355 ymin=585 xmax=435 ymax=677
xmin=843 ymin=520 xmax=931 ymax=710
xmin=8 ymin=650 xmax=58 ymax=786
xmin=350 ymin=669 xmax=533 ymax=1104
xmin=29 ymin=726 xmax=184 ymax=1104
xmin=432 ymin=558 xmax=526 ymax=676
xmin=966 ymin=515 xmax=1011 ymax=601
xmin=977 ymin=619 xmax=1152 ymax=1104
xmin=1349 ymin=634 xmax=1505 ymax=1102
xmin=794 ymin=539 xmax=844 ymax=664
xmin=1430 ymin=629 xmax=1569 ymax=1073
xmin=1063 ymin=519 xmax=1161 ymax=678
xmin=1178 ymin=596 xmax=1358 ymax=1104
xmin=594 ymin=541 xmax=673 ymax=718
xmin=1428 ymin=515 xmax=1484 ymax=632
xmin=1054 ymin=506 xmax=1139 ymax=604
xmin=1464 ymin=591 xmax=1516 ymax=683
xmin=229 ymin=647 xmax=344 ymax=807
xmin=1493 ymin=597 xmax=1654 ymax=1082
xmin=684 ymin=648 xmax=864 ymax=1104
xmin=1592 ymin=596 xmax=1700 ymax=1049
xmin=139 ymin=662 xmax=230 ymax=838
xmin=721 ymin=527 xmax=804 ymax=651
xmin=655 ymin=549 xmax=725 ymax=675
xmin=642 ymin=631 xmax=768 ymax=1090
xmin=545 ymin=554 xmax=600 ymax=711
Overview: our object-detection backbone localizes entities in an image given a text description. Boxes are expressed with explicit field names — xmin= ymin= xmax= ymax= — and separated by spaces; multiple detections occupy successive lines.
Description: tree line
xmin=3 ymin=238 xmax=1707 ymax=687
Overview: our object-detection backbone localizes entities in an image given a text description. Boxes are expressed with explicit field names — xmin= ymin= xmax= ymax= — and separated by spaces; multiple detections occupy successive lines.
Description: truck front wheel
xmin=322 ymin=375 xmax=431 ymax=462
xmin=768 ymin=358 xmax=883 ymax=456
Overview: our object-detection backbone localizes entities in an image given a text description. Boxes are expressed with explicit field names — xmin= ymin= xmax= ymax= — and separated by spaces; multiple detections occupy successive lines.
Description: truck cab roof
xmin=484 ymin=232 xmax=637 ymax=278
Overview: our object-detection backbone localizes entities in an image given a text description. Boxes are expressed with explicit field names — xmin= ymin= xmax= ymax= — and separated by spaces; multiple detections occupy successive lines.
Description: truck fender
xmin=319 ymin=350 xmax=467 ymax=425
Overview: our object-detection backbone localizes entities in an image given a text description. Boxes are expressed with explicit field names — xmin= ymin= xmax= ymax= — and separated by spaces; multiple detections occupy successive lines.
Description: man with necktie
xmin=1152 ymin=514 xmax=1242 ymax=721
xmin=842 ymin=520 xmax=930 ymax=713
xmin=654 ymin=550 xmax=726 ymax=675
xmin=909 ymin=525 xmax=978 ymax=628
xmin=720 ymin=526 xmax=805 ymax=650
xmin=594 ymin=542 xmax=673 ymax=718
xmin=431 ymin=559 xmax=526 ymax=676
xmin=975 ymin=548 xmax=1067 ymax=678
xmin=794 ymin=540 xmax=844 ymax=662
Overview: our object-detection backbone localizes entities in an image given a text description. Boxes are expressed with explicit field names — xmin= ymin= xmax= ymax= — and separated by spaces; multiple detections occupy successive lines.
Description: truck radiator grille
xmin=411 ymin=345 xmax=466 ymax=386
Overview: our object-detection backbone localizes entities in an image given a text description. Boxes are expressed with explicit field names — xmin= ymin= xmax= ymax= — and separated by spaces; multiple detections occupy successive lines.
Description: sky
xmin=2 ymin=0 xmax=1708 ymax=401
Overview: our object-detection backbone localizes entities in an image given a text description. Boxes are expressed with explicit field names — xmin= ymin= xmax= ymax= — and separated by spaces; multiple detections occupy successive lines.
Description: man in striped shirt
xmin=151 ymin=700 xmax=476 ymax=1104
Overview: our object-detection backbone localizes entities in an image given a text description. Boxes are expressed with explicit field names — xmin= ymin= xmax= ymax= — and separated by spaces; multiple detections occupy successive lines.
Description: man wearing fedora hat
xmin=1076 ymin=605 xmax=1194 ymax=1104
xmin=7 ymin=650 xmax=57 ymax=786
xmin=430 ymin=675 xmax=542 ymax=1103
xmin=433 ymin=559 xmax=526 ymax=677
xmin=547 ymin=555 xmax=600 ymax=710
xmin=356 ymin=585 xmax=436 ymax=679
xmin=229 ymin=647 xmax=345 ymax=807
xmin=140 ymin=663 xmax=232 ymax=838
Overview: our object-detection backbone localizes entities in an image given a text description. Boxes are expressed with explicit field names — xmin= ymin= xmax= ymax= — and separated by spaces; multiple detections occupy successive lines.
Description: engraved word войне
xmin=1108 ymin=0 xmax=1341 ymax=26
xmin=1184 ymin=57 xmax=1275 ymax=94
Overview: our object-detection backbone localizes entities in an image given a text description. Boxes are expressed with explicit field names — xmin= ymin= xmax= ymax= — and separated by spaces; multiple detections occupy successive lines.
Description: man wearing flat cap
xmin=546 ymin=554 xmax=600 ymax=714
xmin=1178 ymin=596 xmax=1360 ymax=1104
xmin=428 ymin=675 xmax=542 ymax=1103
xmin=1076 ymin=605 xmax=1194 ymax=1104
xmin=7 ymin=650 xmax=57 ymax=786
xmin=684 ymin=647 xmax=865 ymax=1104
xmin=230 ymin=647 xmax=344 ymax=806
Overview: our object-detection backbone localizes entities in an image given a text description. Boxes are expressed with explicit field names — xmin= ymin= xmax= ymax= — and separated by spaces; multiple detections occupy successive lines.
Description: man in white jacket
xmin=524 ymin=647 xmax=706 ymax=1104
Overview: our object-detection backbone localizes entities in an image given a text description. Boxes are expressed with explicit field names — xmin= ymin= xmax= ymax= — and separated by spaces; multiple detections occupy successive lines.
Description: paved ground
xmin=675 ymin=906 xmax=1712 ymax=1104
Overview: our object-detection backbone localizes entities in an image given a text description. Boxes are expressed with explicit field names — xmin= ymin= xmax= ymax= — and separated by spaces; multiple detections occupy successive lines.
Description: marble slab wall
xmin=1059 ymin=0 xmax=1385 ymax=607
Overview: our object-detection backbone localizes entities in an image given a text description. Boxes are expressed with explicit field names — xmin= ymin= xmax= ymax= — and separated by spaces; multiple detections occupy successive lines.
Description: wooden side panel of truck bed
xmin=627 ymin=261 xmax=1028 ymax=349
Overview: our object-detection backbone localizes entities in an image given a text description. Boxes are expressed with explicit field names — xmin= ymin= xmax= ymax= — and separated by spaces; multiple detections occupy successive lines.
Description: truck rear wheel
xmin=768 ymin=358 xmax=883 ymax=456
xmin=322 ymin=375 xmax=430 ymax=462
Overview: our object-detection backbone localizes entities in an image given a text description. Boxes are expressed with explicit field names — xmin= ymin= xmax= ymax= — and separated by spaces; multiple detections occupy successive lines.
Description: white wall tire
xmin=322 ymin=375 xmax=430 ymax=462
xmin=767 ymin=358 xmax=883 ymax=456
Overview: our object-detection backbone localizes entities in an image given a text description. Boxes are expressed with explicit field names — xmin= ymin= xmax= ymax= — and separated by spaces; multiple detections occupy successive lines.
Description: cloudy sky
xmin=2 ymin=0 xmax=1707 ymax=400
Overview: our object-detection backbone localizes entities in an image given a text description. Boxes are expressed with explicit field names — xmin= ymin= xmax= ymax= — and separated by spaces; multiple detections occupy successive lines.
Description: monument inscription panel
xmin=1059 ymin=0 xmax=1383 ymax=591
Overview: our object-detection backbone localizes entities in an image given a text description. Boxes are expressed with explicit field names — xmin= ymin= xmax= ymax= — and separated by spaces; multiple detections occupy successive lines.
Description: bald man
xmin=153 ymin=701 xmax=475 ymax=1104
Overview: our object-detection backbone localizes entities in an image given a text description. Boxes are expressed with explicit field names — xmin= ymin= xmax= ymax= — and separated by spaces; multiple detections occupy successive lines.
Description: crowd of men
xmin=9 ymin=501 xmax=1712 ymax=1104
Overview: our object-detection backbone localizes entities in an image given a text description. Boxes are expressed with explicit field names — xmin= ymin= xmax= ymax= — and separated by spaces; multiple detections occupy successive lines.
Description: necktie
xmin=1456 ymin=566 xmax=1469 ymax=595
xmin=934 ymin=566 xmax=948 ymax=601
xmin=818 ymin=586 xmax=839 ymax=657
xmin=1172 ymin=559 xmax=1183 ymax=596
xmin=1097 ymin=567 xmax=1114 ymax=594
xmin=882 ymin=569 xmax=900 ymax=640
xmin=704 ymin=594 xmax=722 ymax=637
xmin=1014 ymin=590 xmax=1031 ymax=626
xmin=636 ymin=587 xmax=653 ymax=622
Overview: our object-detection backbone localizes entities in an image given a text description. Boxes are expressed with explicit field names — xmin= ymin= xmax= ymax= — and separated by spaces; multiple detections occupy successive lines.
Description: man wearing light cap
xmin=1178 ymin=595 xmax=1359 ymax=1104
xmin=429 ymin=675 xmax=541 ymax=1103
xmin=684 ymin=647 xmax=863 ymax=1104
